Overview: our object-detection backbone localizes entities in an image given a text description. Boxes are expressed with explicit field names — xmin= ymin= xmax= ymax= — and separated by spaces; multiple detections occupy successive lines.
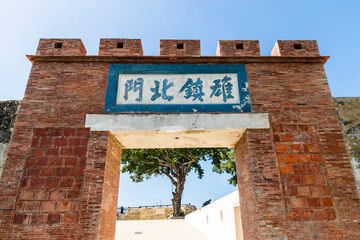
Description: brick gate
xmin=0 ymin=38 xmax=359 ymax=239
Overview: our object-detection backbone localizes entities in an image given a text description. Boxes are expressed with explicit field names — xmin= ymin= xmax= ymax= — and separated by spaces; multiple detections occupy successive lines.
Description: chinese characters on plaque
xmin=117 ymin=74 xmax=240 ymax=105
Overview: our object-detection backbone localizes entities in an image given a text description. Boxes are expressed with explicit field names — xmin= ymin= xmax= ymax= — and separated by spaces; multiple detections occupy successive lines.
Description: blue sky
xmin=1 ymin=0 xmax=359 ymax=208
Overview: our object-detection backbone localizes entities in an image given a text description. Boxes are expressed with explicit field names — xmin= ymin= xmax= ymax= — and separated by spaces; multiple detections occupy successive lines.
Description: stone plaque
xmin=105 ymin=64 xmax=250 ymax=113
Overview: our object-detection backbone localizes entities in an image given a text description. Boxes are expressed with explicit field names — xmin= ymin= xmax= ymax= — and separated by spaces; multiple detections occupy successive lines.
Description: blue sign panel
xmin=104 ymin=64 xmax=251 ymax=113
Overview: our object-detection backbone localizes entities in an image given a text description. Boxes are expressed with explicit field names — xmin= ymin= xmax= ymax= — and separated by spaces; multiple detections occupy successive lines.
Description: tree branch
xmin=150 ymin=156 xmax=171 ymax=167
xmin=160 ymin=169 xmax=177 ymax=186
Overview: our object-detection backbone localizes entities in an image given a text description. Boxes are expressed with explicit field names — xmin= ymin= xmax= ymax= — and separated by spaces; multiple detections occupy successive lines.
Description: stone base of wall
xmin=0 ymin=100 xmax=20 ymax=179
xmin=334 ymin=97 xmax=360 ymax=196
xmin=117 ymin=206 xmax=197 ymax=220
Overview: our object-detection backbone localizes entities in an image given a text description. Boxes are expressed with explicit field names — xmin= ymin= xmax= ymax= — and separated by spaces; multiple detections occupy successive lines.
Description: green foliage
xmin=211 ymin=148 xmax=237 ymax=186
xmin=121 ymin=148 xmax=235 ymax=184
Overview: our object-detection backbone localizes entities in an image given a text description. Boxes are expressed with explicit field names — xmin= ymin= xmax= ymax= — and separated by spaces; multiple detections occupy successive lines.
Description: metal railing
xmin=117 ymin=203 xmax=192 ymax=214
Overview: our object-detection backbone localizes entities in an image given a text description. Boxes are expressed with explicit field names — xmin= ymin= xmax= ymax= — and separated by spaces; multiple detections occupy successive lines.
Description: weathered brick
xmin=47 ymin=214 xmax=61 ymax=224
xmin=302 ymin=175 xmax=316 ymax=185
xmin=40 ymin=137 xmax=53 ymax=146
xmin=48 ymin=157 xmax=62 ymax=165
xmin=301 ymin=210 xmax=315 ymax=220
xmin=298 ymin=154 xmax=311 ymax=163
xmin=50 ymin=190 xmax=66 ymax=200
xmin=307 ymin=198 xmax=321 ymax=208
xmin=65 ymin=157 xmax=77 ymax=166
xmin=54 ymin=137 xmax=67 ymax=146
xmin=56 ymin=201 xmax=71 ymax=211
xmin=291 ymin=198 xmax=307 ymax=208
xmin=284 ymin=154 xmax=298 ymax=163
xmin=62 ymin=213 xmax=78 ymax=224
xmin=63 ymin=129 xmax=76 ymax=136
xmin=34 ymin=190 xmax=49 ymax=200
xmin=13 ymin=213 xmax=29 ymax=225
xmin=73 ymin=148 xmax=87 ymax=156
xmin=303 ymin=144 xmax=320 ymax=153
xmin=280 ymin=133 xmax=293 ymax=142
xmin=279 ymin=164 xmax=293 ymax=174
xmin=69 ymin=168 xmax=83 ymax=176
xmin=30 ymin=213 xmax=46 ymax=224
xmin=287 ymin=210 xmax=300 ymax=220
xmin=297 ymin=186 xmax=311 ymax=196
xmin=322 ymin=197 xmax=333 ymax=207
xmin=24 ymin=202 xmax=40 ymax=211
xmin=35 ymin=157 xmax=48 ymax=166
xmin=60 ymin=148 xmax=72 ymax=156
xmin=46 ymin=147 xmax=59 ymax=156
xmin=60 ymin=179 xmax=73 ymax=188
xmin=30 ymin=179 xmax=44 ymax=188
xmin=288 ymin=144 xmax=302 ymax=152
xmin=45 ymin=179 xmax=58 ymax=188
xmin=40 ymin=201 xmax=56 ymax=212
xmin=19 ymin=189 xmax=34 ymax=200
xmin=312 ymin=154 xmax=323 ymax=162
xmin=67 ymin=189 xmax=80 ymax=199
xmin=275 ymin=144 xmax=287 ymax=152
xmin=32 ymin=148 xmax=45 ymax=156
xmin=68 ymin=137 xmax=81 ymax=146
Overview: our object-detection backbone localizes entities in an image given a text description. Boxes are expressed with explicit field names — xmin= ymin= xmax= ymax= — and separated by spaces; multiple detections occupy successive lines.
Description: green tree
xmin=211 ymin=149 xmax=237 ymax=187
xmin=121 ymin=148 xmax=233 ymax=217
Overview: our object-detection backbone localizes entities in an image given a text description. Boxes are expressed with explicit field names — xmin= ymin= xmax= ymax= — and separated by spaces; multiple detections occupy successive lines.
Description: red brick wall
xmin=0 ymin=40 xmax=359 ymax=239
xmin=15 ymin=127 xmax=89 ymax=226
xmin=98 ymin=135 xmax=122 ymax=240
xmin=245 ymin=63 xmax=360 ymax=239
xmin=80 ymin=131 xmax=110 ymax=239
xmin=0 ymin=61 xmax=110 ymax=238
xmin=235 ymin=130 xmax=284 ymax=239
xmin=0 ymin=128 xmax=91 ymax=239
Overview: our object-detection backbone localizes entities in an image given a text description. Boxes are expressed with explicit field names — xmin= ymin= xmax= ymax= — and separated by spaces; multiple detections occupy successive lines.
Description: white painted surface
xmin=185 ymin=190 xmax=243 ymax=240
xmin=85 ymin=113 xmax=270 ymax=132
xmin=85 ymin=113 xmax=269 ymax=148
xmin=115 ymin=220 xmax=208 ymax=240
xmin=117 ymin=74 xmax=240 ymax=105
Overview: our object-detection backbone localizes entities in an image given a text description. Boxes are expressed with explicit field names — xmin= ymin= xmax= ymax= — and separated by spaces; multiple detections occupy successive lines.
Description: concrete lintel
xmin=85 ymin=113 xmax=270 ymax=132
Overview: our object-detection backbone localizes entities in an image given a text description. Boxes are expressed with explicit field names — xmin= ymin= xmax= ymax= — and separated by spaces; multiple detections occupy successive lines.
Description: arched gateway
xmin=0 ymin=39 xmax=359 ymax=239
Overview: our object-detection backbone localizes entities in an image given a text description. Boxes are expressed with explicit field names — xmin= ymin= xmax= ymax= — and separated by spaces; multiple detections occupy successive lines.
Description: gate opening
xmin=85 ymin=112 xmax=270 ymax=239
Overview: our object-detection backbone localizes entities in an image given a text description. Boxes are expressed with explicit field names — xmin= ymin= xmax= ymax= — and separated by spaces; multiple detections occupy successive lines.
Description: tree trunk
xmin=172 ymin=179 xmax=185 ymax=216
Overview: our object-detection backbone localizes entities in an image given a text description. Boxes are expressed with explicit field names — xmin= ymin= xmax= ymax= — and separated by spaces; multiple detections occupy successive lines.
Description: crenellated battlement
xmin=98 ymin=38 xmax=143 ymax=56
xmin=271 ymin=40 xmax=320 ymax=57
xmin=34 ymin=38 xmax=321 ymax=57
xmin=36 ymin=39 xmax=86 ymax=56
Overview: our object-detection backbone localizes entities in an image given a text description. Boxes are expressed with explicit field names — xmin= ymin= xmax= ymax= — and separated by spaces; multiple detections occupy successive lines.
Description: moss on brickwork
xmin=0 ymin=100 xmax=20 ymax=179
xmin=334 ymin=97 xmax=360 ymax=196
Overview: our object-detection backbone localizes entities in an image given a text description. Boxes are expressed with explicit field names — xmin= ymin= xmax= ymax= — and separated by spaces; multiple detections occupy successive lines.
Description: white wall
xmin=185 ymin=190 xmax=243 ymax=240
